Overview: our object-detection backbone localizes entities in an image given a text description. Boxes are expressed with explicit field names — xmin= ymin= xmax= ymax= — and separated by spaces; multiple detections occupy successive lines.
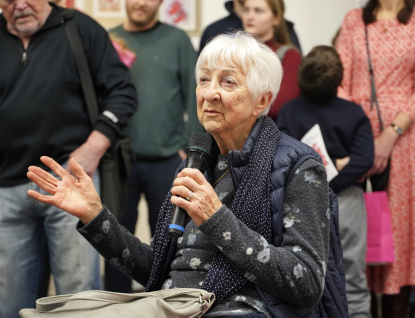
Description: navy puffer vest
xmin=228 ymin=118 xmax=348 ymax=317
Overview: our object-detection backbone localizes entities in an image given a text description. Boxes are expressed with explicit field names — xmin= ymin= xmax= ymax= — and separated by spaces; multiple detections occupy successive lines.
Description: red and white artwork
xmin=159 ymin=0 xmax=197 ymax=31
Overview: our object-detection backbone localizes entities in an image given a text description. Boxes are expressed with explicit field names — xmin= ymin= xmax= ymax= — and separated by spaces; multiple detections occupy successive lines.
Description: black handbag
xmin=65 ymin=13 xmax=133 ymax=219
xmin=364 ymin=25 xmax=390 ymax=192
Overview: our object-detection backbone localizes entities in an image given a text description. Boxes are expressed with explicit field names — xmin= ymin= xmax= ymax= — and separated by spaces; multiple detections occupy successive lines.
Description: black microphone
xmin=169 ymin=132 xmax=212 ymax=237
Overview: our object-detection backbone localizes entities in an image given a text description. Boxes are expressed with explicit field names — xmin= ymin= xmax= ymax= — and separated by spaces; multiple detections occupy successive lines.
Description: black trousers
xmin=105 ymin=154 xmax=182 ymax=292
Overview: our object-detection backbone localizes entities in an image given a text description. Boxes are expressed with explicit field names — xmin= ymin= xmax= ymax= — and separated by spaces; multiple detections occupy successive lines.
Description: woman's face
xmin=196 ymin=62 xmax=262 ymax=140
xmin=242 ymin=0 xmax=279 ymax=42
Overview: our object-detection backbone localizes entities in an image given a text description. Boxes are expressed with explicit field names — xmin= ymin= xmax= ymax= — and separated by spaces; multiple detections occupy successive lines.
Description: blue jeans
xmin=0 ymin=169 xmax=101 ymax=318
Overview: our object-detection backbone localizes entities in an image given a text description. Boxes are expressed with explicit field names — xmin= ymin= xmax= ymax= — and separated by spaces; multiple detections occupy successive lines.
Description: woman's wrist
xmin=80 ymin=204 xmax=103 ymax=225
xmin=378 ymin=126 xmax=400 ymax=155
xmin=390 ymin=123 xmax=404 ymax=136
xmin=384 ymin=125 xmax=400 ymax=142
xmin=390 ymin=112 xmax=413 ymax=135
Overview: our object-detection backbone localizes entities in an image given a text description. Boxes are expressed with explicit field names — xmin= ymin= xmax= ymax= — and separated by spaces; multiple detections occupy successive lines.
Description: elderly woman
xmin=27 ymin=32 xmax=345 ymax=317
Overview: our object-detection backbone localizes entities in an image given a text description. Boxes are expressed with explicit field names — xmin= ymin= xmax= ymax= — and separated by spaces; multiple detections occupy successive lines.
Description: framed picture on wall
xmin=50 ymin=0 xmax=75 ymax=7
xmin=159 ymin=0 xmax=200 ymax=34
xmin=93 ymin=0 xmax=126 ymax=17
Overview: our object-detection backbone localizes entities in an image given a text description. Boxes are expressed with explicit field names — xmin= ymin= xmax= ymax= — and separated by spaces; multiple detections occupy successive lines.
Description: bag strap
xmin=275 ymin=45 xmax=291 ymax=62
xmin=36 ymin=291 xmax=128 ymax=312
xmin=365 ymin=177 xmax=373 ymax=193
xmin=36 ymin=289 xmax=214 ymax=313
xmin=64 ymin=13 xmax=99 ymax=128
xmin=364 ymin=25 xmax=384 ymax=130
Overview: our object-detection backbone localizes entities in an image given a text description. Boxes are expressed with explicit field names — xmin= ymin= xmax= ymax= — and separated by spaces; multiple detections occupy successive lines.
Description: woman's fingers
xmin=372 ymin=156 xmax=388 ymax=175
xmin=28 ymin=165 xmax=60 ymax=186
xmin=172 ymin=169 xmax=206 ymax=202
xmin=27 ymin=189 xmax=54 ymax=205
xmin=40 ymin=156 xmax=69 ymax=179
xmin=378 ymin=158 xmax=388 ymax=174
xmin=171 ymin=185 xmax=194 ymax=200
xmin=173 ymin=176 xmax=199 ymax=193
xmin=174 ymin=168 xmax=208 ymax=190
xmin=177 ymin=168 xmax=207 ymax=184
xmin=27 ymin=170 xmax=58 ymax=195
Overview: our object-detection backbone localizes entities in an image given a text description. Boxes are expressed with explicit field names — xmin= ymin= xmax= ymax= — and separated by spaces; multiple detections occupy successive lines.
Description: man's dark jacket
xmin=0 ymin=3 xmax=137 ymax=186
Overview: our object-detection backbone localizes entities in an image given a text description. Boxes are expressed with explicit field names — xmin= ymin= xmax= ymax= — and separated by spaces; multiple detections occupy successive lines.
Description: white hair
xmin=195 ymin=31 xmax=283 ymax=116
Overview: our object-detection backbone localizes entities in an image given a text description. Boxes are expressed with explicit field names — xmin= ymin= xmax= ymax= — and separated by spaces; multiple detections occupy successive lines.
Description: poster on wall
xmin=93 ymin=0 xmax=126 ymax=17
xmin=159 ymin=0 xmax=199 ymax=33
xmin=51 ymin=0 xmax=75 ymax=7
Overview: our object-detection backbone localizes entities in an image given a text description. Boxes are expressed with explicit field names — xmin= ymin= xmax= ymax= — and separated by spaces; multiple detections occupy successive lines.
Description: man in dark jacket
xmin=0 ymin=1 xmax=137 ymax=317
xmin=199 ymin=0 xmax=302 ymax=54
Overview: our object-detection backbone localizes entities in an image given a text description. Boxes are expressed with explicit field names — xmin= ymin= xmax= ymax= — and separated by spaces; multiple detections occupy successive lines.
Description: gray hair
xmin=195 ymin=31 xmax=283 ymax=116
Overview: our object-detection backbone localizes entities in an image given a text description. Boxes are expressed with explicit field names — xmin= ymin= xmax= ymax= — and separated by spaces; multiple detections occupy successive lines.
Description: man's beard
xmin=127 ymin=8 xmax=157 ymax=28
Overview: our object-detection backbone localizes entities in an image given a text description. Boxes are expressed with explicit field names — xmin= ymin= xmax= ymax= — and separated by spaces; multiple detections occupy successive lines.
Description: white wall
xmin=2 ymin=0 xmax=365 ymax=54
xmin=189 ymin=1 xmax=229 ymax=49
xmin=192 ymin=0 xmax=367 ymax=54
xmin=284 ymin=0 xmax=360 ymax=54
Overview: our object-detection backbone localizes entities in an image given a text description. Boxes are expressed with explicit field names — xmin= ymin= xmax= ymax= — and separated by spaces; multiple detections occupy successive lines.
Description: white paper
xmin=301 ymin=124 xmax=338 ymax=182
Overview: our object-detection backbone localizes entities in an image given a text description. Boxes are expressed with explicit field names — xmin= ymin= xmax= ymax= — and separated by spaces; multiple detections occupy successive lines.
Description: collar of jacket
xmin=204 ymin=116 xmax=266 ymax=190
xmin=229 ymin=116 xmax=266 ymax=186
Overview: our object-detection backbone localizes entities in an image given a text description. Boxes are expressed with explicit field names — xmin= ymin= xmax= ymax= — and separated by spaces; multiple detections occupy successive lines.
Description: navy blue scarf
xmin=145 ymin=116 xmax=280 ymax=302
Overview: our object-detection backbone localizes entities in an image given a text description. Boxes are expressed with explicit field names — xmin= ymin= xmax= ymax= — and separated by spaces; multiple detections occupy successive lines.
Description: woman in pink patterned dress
xmin=337 ymin=0 xmax=415 ymax=317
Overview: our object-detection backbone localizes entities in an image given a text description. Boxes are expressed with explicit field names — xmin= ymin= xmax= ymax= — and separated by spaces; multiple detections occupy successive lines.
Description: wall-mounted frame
xmin=92 ymin=0 xmax=126 ymax=17
xmin=159 ymin=0 xmax=200 ymax=35
xmin=78 ymin=0 xmax=200 ymax=35
xmin=81 ymin=0 xmax=125 ymax=29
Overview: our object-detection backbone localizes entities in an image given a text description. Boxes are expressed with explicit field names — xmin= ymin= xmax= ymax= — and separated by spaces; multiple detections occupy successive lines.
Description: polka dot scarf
xmin=145 ymin=116 xmax=280 ymax=302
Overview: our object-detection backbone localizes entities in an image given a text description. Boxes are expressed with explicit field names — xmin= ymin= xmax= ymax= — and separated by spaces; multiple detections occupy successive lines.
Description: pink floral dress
xmin=337 ymin=8 xmax=415 ymax=294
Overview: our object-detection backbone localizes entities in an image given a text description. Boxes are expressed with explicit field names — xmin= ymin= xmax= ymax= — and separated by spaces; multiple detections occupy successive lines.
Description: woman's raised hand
xmin=27 ymin=156 xmax=102 ymax=225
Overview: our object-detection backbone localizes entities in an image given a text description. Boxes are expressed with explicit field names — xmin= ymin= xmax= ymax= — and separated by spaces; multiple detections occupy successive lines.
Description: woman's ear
xmin=253 ymin=92 xmax=273 ymax=116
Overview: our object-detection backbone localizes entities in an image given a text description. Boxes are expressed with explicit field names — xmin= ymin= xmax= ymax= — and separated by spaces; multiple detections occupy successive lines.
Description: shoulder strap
xmin=275 ymin=45 xmax=291 ymax=62
xmin=364 ymin=25 xmax=384 ymax=130
xmin=64 ymin=12 xmax=99 ymax=128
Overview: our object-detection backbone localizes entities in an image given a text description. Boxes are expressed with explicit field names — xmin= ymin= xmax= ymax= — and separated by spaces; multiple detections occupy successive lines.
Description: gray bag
xmin=19 ymin=288 xmax=215 ymax=318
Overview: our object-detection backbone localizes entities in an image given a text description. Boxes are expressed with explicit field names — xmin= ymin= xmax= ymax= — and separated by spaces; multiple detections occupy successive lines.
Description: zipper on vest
xmin=21 ymin=51 xmax=28 ymax=65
